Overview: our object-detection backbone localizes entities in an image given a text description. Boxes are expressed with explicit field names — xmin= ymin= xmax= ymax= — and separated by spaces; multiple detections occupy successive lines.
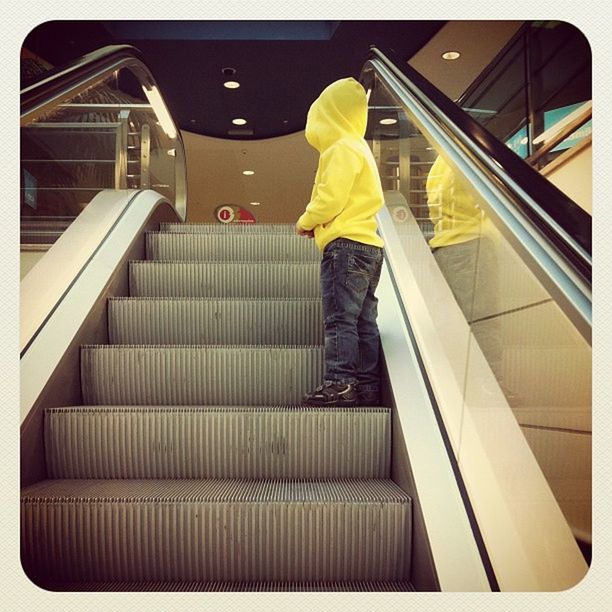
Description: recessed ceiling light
xmin=249 ymin=201 xmax=261 ymax=206
xmin=233 ymin=118 xmax=247 ymax=126
xmin=242 ymin=170 xmax=255 ymax=176
xmin=442 ymin=51 xmax=461 ymax=60
xmin=379 ymin=118 xmax=397 ymax=125
xmin=224 ymin=81 xmax=240 ymax=89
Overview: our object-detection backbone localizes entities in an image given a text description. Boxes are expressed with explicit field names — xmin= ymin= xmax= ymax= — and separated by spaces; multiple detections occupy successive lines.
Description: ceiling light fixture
xmin=250 ymin=202 xmax=261 ymax=206
xmin=379 ymin=118 xmax=397 ymax=125
xmin=142 ymin=85 xmax=177 ymax=139
xmin=233 ymin=118 xmax=247 ymax=126
xmin=243 ymin=170 xmax=255 ymax=176
xmin=442 ymin=51 xmax=461 ymax=60
xmin=224 ymin=81 xmax=240 ymax=89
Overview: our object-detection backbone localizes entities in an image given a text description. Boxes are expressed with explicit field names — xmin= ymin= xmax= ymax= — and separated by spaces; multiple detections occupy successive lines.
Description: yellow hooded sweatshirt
xmin=297 ymin=78 xmax=385 ymax=251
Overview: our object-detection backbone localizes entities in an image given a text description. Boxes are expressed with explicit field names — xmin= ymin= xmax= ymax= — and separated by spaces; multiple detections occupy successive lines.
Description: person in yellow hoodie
xmin=296 ymin=77 xmax=385 ymax=407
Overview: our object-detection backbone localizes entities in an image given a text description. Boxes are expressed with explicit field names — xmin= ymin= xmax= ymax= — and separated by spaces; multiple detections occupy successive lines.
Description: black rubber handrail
xmin=367 ymin=46 xmax=592 ymax=284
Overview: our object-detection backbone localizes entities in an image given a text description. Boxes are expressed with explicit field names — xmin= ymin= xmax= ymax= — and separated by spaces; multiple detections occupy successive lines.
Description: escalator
xmin=20 ymin=44 xmax=591 ymax=592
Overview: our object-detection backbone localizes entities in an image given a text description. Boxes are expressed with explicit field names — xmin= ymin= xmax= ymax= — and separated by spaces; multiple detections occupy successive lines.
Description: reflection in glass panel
xmin=368 ymin=71 xmax=591 ymax=549
xmin=458 ymin=21 xmax=591 ymax=173
xmin=20 ymin=64 xmax=179 ymax=247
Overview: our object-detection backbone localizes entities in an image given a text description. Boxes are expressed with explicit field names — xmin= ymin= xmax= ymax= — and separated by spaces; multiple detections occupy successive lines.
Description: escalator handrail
xmin=22 ymin=44 xmax=158 ymax=123
xmin=367 ymin=46 xmax=592 ymax=285
xmin=20 ymin=43 xmax=187 ymax=220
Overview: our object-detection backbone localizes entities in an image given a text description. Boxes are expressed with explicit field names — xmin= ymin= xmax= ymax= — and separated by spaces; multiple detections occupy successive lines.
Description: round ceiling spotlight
xmin=224 ymin=81 xmax=240 ymax=89
xmin=242 ymin=170 xmax=255 ymax=176
xmin=222 ymin=67 xmax=237 ymax=76
xmin=441 ymin=51 xmax=461 ymax=60
xmin=379 ymin=118 xmax=397 ymax=125
xmin=232 ymin=118 xmax=247 ymax=126
xmin=249 ymin=201 xmax=261 ymax=206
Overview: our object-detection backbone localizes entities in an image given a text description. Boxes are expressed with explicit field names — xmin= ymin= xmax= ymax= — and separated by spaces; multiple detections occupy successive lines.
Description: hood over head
xmin=305 ymin=77 xmax=368 ymax=152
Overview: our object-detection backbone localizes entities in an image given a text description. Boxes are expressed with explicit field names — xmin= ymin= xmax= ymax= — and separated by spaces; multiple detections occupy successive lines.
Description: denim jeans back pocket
xmin=346 ymin=251 xmax=377 ymax=292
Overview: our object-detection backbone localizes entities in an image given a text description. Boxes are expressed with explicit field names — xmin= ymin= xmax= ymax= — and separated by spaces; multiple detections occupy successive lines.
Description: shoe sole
xmin=302 ymin=398 xmax=357 ymax=408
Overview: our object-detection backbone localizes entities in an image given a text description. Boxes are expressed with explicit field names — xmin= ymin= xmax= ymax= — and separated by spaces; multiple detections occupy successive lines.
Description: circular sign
xmin=391 ymin=205 xmax=409 ymax=223
xmin=216 ymin=205 xmax=235 ymax=224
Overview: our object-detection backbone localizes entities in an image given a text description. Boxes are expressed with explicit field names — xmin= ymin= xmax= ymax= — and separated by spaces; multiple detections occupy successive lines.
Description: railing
xmin=20 ymin=45 xmax=187 ymax=249
xmin=458 ymin=21 xmax=592 ymax=170
xmin=527 ymin=101 xmax=592 ymax=170
xmin=363 ymin=46 xmax=590 ymax=590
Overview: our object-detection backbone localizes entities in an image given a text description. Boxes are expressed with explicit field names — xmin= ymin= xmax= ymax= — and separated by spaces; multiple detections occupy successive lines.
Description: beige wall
xmin=409 ymin=21 xmax=524 ymax=101
xmin=20 ymin=250 xmax=45 ymax=280
xmin=181 ymin=129 xmax=318 ymax=224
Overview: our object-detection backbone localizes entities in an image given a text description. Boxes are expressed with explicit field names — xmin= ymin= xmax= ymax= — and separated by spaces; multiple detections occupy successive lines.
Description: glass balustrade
xmin=367 ymin=70 xmax=591 ymax=554
xmin=20 ymin=51 xmax=185 ymax=258
xmin=459 ymin=21 xmax=591 ymax=171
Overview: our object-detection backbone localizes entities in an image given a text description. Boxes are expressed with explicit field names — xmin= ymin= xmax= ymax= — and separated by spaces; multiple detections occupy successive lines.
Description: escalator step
xmin=45 ymin=405 xmax=391 ymax=479
xmin=159 ymin=222 xmax=295 ymax=234
xmin=21 ymin=478 xmax=411 ymax=583
xmin=108 ymin=297 xmax=323 ymax=346
xmin=129 ymin=261 xmax=320 ymax=298
xmin=81 ymin=345 xmax=324 ymax=406
xmin=146 ymin=231 xmax=320 ymax=262
xmin=37 ymin=580 xmax=415 ymax=591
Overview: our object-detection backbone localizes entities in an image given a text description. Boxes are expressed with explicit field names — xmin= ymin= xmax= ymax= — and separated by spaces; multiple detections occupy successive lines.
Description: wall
xmin=21 ymin=250 xmax=45 ymax=280
xmin=408 ymin=21 xmax=524 ymax=101
xmin=181 ymin=130 xmax=318 ymax=224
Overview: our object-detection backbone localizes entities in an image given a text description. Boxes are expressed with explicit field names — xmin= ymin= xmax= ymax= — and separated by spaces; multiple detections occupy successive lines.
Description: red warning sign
xmin=215 ymin=205 xmax=256 ymax=224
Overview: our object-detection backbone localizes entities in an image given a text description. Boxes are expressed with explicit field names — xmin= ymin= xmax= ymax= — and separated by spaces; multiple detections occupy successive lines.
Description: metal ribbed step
xmin=129 ymin=262 xmax=320 ymax=298
xmin=45 ymin=405 xmax=391 ymax=479
xmin=108 ymin=298 xmax=323 ymax=345
xmin=160 ymin=222 xmax=294 ymax=233
xmin=146 ymin=232 xmax=320 ymax=262
xmin=38 ymin=580 xmax=415 ymax=591
xmin=81 ymin=345 xmax=324 ymax=406
xmin=21 ymin=478 xmax=411 ymax=583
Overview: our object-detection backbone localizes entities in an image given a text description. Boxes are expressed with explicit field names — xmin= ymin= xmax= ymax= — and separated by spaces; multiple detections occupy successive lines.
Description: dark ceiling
xmin=22 ymin=20 xmax=445 ymax=140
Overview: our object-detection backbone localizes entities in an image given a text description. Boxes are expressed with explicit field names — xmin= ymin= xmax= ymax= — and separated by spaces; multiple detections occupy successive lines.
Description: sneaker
xmin=302 ymin=381 xmax=357 ymax=407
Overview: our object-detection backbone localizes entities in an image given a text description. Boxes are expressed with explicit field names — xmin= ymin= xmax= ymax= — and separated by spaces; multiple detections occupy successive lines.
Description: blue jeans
xmin=320 ymin=238 xmax=384 ymax=392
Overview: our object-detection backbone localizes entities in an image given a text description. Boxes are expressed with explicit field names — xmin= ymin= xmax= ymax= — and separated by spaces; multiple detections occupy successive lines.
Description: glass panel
xmin=20 ymin=64 xmax=180 ymax=248
xmin=459 ymin=21 xmax=592 ymax=167
xmin=368 ymin=72 xmax=591 ymax=547
xmin=460 ymin=35 xmax=529 ymax=156
xmin=529 ymin=22 xmax=592 ymax=169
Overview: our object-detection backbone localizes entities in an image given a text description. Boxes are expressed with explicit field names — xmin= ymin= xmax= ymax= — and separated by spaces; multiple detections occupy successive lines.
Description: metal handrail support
xmin=115 ymin=110 xmax=130 ymax=189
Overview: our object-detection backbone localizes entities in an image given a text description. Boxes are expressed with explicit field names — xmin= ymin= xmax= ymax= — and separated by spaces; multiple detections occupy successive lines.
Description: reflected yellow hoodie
xmin=297 ymin=78 xmax=385 ymax=251
xmin=426 ymin=155 xmax=494 ymax=248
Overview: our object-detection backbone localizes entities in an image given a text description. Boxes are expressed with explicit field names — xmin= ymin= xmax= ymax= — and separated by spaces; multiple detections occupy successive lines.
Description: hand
xmin=295 ymin=222 xmax=314 ymax=238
